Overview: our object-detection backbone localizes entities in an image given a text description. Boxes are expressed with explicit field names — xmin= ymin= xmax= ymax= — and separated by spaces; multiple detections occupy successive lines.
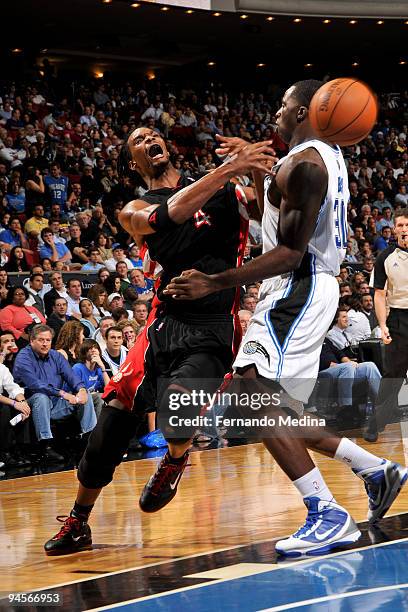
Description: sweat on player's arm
xmin=119 ymin=140 xmax=275 ymax=237
xmin=164 ymin=157 xmax=328 ymax=300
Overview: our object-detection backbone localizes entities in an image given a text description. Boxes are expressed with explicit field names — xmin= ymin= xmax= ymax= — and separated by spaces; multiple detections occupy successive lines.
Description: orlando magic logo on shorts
xmin=243 ymin=341 xmax=270 ymax=365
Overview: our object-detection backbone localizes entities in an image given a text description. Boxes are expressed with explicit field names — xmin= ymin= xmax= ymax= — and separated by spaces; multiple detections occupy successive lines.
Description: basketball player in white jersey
xmin=165 ymin=80 xmax=407 ymax=556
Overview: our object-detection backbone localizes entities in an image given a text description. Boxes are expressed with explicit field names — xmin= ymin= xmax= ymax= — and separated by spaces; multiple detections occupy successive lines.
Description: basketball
xmin=309 ymin=78 xmax=378 ymax=146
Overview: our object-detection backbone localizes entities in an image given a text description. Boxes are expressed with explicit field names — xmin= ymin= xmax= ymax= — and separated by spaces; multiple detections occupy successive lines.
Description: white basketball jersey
xmin=262 ymin=139 xmax=349 ymax=278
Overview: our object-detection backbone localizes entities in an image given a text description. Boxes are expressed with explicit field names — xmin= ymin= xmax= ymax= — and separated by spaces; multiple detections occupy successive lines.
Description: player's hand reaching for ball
xmin=163 ymin=270 xmax=217 ymax=300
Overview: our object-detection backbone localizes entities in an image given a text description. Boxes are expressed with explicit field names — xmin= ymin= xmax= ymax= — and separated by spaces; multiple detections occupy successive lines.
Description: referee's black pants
xmin=375 ymin=308 xmax=408 ymax=429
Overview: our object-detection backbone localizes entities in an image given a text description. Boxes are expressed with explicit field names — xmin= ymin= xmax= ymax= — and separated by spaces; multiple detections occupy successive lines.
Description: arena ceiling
xmin=2 ymin=0 xmax=407 ymax=88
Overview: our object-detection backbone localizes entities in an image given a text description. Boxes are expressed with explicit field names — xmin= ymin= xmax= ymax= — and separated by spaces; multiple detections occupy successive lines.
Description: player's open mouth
xmin=148 ymin=144 xmax=164 ymax=160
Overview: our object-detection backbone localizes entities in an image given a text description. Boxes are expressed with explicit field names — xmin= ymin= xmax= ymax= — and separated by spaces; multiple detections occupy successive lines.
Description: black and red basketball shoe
xmin=44 ymin=515 xmax=92 ymax=555
xmin=139 ymin=451 xmax=189 ymax=513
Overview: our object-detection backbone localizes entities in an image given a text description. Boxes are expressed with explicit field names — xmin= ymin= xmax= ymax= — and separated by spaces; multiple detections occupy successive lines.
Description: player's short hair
xmin=291 ymin=80 xmax=324 ymax=107
xmin=394 ymin=210 xmax=408 ymax=222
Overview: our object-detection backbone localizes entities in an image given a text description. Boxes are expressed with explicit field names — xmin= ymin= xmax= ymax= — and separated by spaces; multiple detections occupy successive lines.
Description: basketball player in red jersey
xmin=44 ymin=127 xmax=275 ymax=555
xmin=165 ymin=80 xmax=408 ymax=556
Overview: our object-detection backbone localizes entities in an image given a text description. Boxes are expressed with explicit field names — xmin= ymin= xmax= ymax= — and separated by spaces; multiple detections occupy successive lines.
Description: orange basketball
xmin=309 ymin=78 xmax=378 ymax=146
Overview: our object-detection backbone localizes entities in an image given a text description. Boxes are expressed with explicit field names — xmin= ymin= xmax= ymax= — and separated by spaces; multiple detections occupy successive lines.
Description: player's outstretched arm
xmin=164 ymin=156 xmax=327 ymax=300
xmin=119 ymin=142 xmax=275 ymax=237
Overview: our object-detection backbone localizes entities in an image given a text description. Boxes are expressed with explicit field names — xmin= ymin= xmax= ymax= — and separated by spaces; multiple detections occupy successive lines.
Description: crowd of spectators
xmin=0 ymin=76 xmax=407 ymax=473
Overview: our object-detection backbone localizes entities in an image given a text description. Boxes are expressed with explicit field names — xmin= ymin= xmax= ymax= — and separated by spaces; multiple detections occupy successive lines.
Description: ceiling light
xmin=161 ymin=6 xmax=170 ymax=11
xmin=257 ymin=63 xmax=266 ymax=67
xmin=186 ymin=9 xmax=194 ymax=13
xmin=377 ymin=20 xmax=384 ymax=25
xmin=94 ymin=71 xmax=104 ymax=78
xmin=405 ymin=20 xmax=408 ymax=25
xmin=304 ymin=63 xmax=313 ymax=67
xmin=323 ymin=19 xmax=331 ymax=24
xmin=293 ymin=18 xmax=302 ymax=23
xmin=352 ymin=62 xmax=359 ymax=67
xmin=146 ymin=70 xmax=156 ymax=80
xmin=11 ymin=48 xmax=22 ymax=53
xmin=266 ymin=16 xmax=274 ymax=21
xmin=131 ymin=2 xmax=140 ymax=7
xmin=102 ymin=0 xmax=112 ymax=4
xmin=240 ymin=14 xmax=248 ymax=19
xmin=207 ymin=61 xmax=216 ymax=66
xmin=349 ymin=19 xmax=357 ymax=24
xmin=399 ymin=60 xmax=406 ymax=65
xmin=213 ymin=12 xmax=221 ymax=16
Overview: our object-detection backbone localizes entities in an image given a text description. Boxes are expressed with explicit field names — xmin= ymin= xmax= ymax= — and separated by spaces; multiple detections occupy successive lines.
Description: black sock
xmin=71 ymin=501 xmax=94 ymax=521
xmin=167 ymin=450 xmax=188 ymax=464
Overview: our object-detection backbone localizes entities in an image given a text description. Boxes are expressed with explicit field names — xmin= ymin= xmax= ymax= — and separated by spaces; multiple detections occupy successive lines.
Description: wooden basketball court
xmin=1 ymin=426 xmax=407 ymax=610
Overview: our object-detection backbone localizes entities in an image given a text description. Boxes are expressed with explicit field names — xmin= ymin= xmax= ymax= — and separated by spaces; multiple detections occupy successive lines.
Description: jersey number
xmin=334 ymin=199 xmax=347 ymax=249
xmin=194 ymin=209 xmax=212 ymax=228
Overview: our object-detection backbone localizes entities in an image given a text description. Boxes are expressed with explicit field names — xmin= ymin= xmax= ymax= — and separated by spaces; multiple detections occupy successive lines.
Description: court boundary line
xmin=84 ymin=537 xmax=408 ymax=611
xmin=260 ymin=582 xmax=408 ymax=611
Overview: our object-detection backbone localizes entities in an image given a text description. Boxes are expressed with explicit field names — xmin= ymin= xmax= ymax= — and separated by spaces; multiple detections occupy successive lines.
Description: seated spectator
xmin=318 ymin=334 xmax=381 ymax=427
xmin=116 ymin=260 xmax=131 ymax=292
xmin=94 ymin=233 xmax=112 ymax=263
xmin=5 ymin=246 xmax=29 ymax=273
xmin=238 ymin=309 xmax=252 ymax=335
xmin=5 ymin=180 xmax=25 ymax=214
xmin=44 ymin=163 xmax=69 ymax=211
xmin=339 ymin=282 xmax=352 ymax=298
xmin=132 ymin=300 xmax=148 ymax=330
xmin=0 ymin=330 xmax=19 ymax=373
xmin=65 ymin=222 xmax=88 ymax=265
xmin=24 ymin=204 xmax=49 ymax=238
xmin=375 ymin=207 xmax=394 ymax=232
xmin=81 ymin=247 xmax=105 ymax=272
xmin=372 ymin=189 xmax=392 ymax=212
xmin=47 ymin=297 xmax=73 ymax=344
xmin=97 ymin=266 xmax=110 ymax=285
xmin=0 ymin=354 xmax=30 ymax=420
xmin=13 ymin=324 xmax=96 ymax=462
xmin=79 ymin=298 xmax=100 ymax=336
xmin=129 ymin=268 xmax=154 ymax=301
xmin=344 ymin=240 xmax=359 ymax=263
xmin=118 ymin=319 xmax=139 ymax=349
xmin=107 ymin=292 xmax=133 ymax=318
xmin=88 ymin=206 xmax=117 ymax=242
xmin=128 ymin=243 xmax=143 ymax=269
xmin=101 ymin=326 xmax=127 ymax=376
xmin=92 ymin=315 xmax=114 ymax=351
xmin=72 ymin=339 xmax=110 ymax=418
xmin=43 ymin=271 xmax=69 ymax=316
xmin=360 ymin=294 xmax=378 ymax=331
xmin=342 ymin=296 xmax=372 ymax=345
xmin=373 ymin=226 xmax=394 ymax=253
xmin=0 ymin=267 xmax=10 ymax=306
xmin=103 ymin=273 xmax=123 ymax=296
xmin=361 ymin=257 xmax=375 ymax=282
xmin=87 ymin=284 xmax=110 ymax=318
xmin=41 ymin=257 xmax=53 ymax=272
xmin=55 ymin=320 xmax=85 ymax=366
xmin=65 ymin=278 xmax=83 ymax=319
xmin=0 ymin=285 xmax=46 ymax=344
xmin=241 ymin=294 xmax=257 ymax=314
xmin=394 ymin=185 xmax=408 ymax=207
xmin=338 ymin=265 xmax=350 ymax=282
xmin=25 ymin=273 xmax=45 ymax=315
xmin=39 ymin=227 xmax=72 ymax=266
xmin=104 ymin=244 xmax=133 ymax=272
xmin=0 ymin=217 xmax=30 ymax=252
xmin=111 ymin=307 xmax=129 ymax=323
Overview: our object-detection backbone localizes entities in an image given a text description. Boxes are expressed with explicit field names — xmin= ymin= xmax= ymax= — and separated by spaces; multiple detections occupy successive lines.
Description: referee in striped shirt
xmin=366 ymin=210 xmax=408 ymax=441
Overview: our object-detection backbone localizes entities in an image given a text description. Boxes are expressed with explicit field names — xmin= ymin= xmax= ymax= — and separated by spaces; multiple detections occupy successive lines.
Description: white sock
xmin=334 ymin=438 xmax=383 ymax=471
xmin=293 ymin=467 xmax=334 ymax=503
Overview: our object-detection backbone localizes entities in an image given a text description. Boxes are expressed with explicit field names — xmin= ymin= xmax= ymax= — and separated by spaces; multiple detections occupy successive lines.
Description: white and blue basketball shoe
xmin=354 ymin=459 xmax=408 ymax=523
xmin=275 ymin=497 xmax=361 ymax=557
